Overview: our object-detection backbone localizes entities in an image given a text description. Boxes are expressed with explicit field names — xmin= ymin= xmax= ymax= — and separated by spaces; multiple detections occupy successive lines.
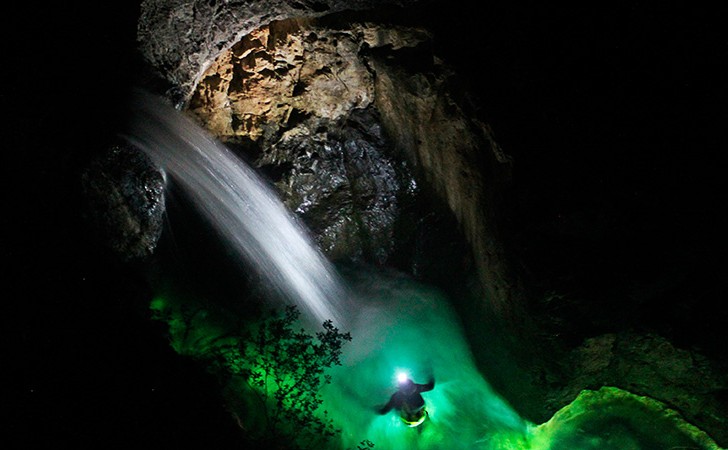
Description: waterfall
xmin=125 ymin=90 xmax=350 ymax=329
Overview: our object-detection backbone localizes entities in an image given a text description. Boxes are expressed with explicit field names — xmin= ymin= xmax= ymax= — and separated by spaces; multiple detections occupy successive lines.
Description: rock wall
xmin=553 ymin=333 xmax=728 ymax=445
xmin=137 ymin=0 xmax=419 ymax=105
xmin=174 ymin=14 xmax=552 ymax=421
xmin=137 ymin=1 xmax=522 ymax=321
xmin=184 ymin=20 xmax=425 ymax=264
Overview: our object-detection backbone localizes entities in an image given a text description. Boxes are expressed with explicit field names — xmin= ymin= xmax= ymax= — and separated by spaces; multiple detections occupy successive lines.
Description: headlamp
xmin=397 ymin=371 xmax=409 ymax=384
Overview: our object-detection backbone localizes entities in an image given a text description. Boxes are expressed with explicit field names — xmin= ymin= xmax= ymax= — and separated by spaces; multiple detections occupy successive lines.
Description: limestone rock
xmin=186 ymin=19 xmax=376 ymax=142
xmin=183 ymin=20 xmax=438 ymax=267
xmin=137 ymin=0 xmax=421 ymax=105
xmin=550 ymin=332 xmax=728 ymax=445
xmin=536 ymin=386 xmax=723 ymax=449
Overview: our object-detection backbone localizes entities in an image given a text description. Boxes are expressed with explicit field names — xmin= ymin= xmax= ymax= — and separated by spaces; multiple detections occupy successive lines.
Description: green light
xmin=316 ymin=272 xmax=529 ymax=449
xmin=401 ymin=410 xmax=427 ymax=427
xmin=527 ymin=386 xmax=724 ymax=450
xmin=148 ymin=270 xmax=725 ymax=450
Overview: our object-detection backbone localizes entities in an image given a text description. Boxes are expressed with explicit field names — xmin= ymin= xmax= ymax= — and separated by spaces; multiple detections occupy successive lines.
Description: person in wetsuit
xmin=378 ymin=376 xmax=435 ymax=426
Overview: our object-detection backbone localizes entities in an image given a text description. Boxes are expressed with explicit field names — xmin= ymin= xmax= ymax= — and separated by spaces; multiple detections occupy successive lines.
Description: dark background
xmin=4 ymin=1 xmax=726 ymax=447
xmin=420 ymin=2 xmax=727 ymax=350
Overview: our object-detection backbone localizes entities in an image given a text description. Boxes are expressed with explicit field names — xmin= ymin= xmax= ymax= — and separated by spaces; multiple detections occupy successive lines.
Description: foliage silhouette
xmin=209 ymin=305 xmax=352 ymax=449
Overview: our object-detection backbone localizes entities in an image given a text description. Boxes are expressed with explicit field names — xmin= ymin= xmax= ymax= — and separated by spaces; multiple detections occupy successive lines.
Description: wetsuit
xmin=378 ymin=378 xmax=434 ymax=425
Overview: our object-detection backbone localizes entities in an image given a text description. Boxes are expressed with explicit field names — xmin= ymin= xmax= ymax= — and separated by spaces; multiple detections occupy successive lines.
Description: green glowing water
xmin=149 ymin=266 xmax=723 ymax=449
xmin=319 ymin=268 xmax=528 ymax=449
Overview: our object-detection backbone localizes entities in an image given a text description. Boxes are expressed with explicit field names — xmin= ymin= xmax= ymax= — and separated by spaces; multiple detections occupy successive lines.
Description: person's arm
xmin=416 ymin=378 xmax=435 ymax=393
xmin=377 ymin=394 xmax=397 ymax=414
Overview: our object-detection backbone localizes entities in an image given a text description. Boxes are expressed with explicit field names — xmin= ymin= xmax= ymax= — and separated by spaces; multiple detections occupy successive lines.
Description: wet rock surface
xmin=255 ymin=108 xmax=410 ymax=264
xmin=539 ymin=386 xmax=723 ymax=449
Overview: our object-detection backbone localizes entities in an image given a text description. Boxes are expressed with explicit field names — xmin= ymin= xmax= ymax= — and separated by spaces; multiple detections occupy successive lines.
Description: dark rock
xmin=256 ymin=108 xmax=411 ymax=264
xmin=80 ymin=141 xmax=165 ymax=261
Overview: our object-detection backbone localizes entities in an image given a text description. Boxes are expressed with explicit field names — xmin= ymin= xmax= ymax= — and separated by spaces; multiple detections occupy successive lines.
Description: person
xmin=378 ymin=376 xmax=435 ymax=427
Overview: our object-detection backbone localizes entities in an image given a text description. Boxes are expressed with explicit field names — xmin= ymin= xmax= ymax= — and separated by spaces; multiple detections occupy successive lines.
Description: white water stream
xmin=126 ymin=90 xmax=350 ymax=329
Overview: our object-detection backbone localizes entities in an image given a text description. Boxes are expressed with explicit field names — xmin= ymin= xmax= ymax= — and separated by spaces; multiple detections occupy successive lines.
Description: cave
xmin=4 ymin=1 xmax=727 ymax=448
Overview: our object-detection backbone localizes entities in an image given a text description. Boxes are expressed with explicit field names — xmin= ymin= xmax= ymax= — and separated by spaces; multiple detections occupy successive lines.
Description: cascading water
xmin=126 ymin=90 xmax=350 ymax=330
xmin=124 ymin=90 xmax=723 ymax=450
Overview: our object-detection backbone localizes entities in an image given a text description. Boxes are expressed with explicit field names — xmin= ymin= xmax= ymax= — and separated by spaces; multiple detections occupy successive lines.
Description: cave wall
xmin=178 ymin=16 xmax=538 ymax=349
xmin=137 ymin=0 xmax=420 ymax=105
xmin=180 ymin=14 xmax=527 ymax=320
xmin=137 ymin=9 xmax=560 ymax=424
xmin=185 ymin=19 xmax=421 ymax=264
